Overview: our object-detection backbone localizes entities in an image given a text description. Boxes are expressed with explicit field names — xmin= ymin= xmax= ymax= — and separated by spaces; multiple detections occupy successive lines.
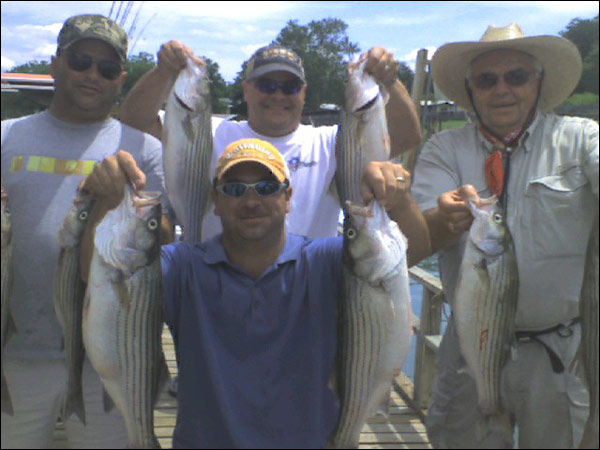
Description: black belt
xmin=515 ymin=318 xmax=580 ymax=373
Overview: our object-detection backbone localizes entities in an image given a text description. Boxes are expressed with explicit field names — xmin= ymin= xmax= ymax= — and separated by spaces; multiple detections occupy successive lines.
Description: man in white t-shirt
xmin=118 ymin=41 xmax=427 ymax=253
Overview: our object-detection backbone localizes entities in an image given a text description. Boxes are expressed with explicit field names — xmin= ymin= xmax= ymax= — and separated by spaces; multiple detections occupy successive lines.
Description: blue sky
xmin=1 ymin=1 xmax=598 ymax=82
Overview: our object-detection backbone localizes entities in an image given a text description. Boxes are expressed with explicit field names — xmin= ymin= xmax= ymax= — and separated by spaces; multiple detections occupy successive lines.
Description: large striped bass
xmin=331 ymin=59 xmax=411 ymax=448
xmin=331 ymin=200 xmax=412 ymax=448
xmin=53 ymin=191 xmax=94 ymax=425
xmin=163 ymin=57 xmax=213 ymax=244
xmin=335 ymin=58 xmax=390 ymax=205
xmin=83 ymin=185 xmax=168 ymax=448
xmin=1 ymin=190 xmax=16 ymax=416
xmin=579 ymin=210 xmax=599 ymax=449
xmin=454 ymin=196 xmax=518 ymax=444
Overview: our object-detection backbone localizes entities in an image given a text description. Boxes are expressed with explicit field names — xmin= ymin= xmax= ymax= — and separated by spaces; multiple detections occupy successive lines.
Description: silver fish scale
xmin=470 ymin=237 xmax=518 ymax=414
xmin=54 ymin=245 xmax=87 ymax=424
xmin=580 ymin=211 xmax=599 ymax=449
xmin=334 ymin=274 xmax=396 ymax=447
xmin=335 ymin=110 xmax=365 ymax=206
xmin=180 ymin=110 xmax=212 ymax=244
xmin=116 ymin=260 xmax=164 ymax=448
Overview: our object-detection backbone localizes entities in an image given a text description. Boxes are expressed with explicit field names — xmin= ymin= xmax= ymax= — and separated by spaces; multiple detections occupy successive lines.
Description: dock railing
xmin=398 ymin=266 xmax=446 ymax=416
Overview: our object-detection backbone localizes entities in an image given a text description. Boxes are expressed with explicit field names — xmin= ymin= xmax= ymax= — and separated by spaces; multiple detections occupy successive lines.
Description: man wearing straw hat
xmin=411 ymin=24 xmax=598 ymax=448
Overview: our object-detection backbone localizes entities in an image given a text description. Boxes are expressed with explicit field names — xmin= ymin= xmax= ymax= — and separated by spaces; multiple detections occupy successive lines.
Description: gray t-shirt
xmin=1 ymin=111 xmax=166 ymax=358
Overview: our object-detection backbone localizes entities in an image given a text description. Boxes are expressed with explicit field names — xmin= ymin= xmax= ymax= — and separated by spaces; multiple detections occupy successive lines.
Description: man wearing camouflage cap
xmin=1 ymin=14 xmax=169 ymax=448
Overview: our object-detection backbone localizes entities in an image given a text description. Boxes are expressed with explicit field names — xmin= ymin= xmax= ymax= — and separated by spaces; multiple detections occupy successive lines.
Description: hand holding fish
xmin=81 ymin=151 xmax=146 ymax=210
xmin=361 ymin=46 xmax=400 ymax=87
xmin=157 ymin=40 xmax=202 ymax=79
xmin=360 ymin=160 xmax=411 ymax=211
xmin=437 ymin=184 xmax=480 ymax=234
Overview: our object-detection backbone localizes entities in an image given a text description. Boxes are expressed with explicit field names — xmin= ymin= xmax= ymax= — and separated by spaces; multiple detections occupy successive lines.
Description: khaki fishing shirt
xmin=412 ymin=112 xmax=599 ymax=331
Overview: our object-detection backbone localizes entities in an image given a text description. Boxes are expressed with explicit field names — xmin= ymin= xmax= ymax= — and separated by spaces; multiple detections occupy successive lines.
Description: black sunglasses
xmin=254 ymin=78 xmax=304 ymax=96
xmin=470 ymin=68 xmax=536 ymax=90
xmin=66 ymin=51 xmax=123 ymax=81
xmin=216 ymin=180 xmax=289 ymax=198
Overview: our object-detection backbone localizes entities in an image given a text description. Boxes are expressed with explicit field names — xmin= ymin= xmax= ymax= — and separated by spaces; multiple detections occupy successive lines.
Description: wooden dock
xmin=52 ymin=322 xmax=432 ymax=449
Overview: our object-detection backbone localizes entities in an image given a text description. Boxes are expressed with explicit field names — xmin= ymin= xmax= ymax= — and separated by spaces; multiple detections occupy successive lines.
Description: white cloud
xmin=1 ymin=55 xmax=16 ymax=71
xmin=401 ymin=46 xmax=437 ymax=71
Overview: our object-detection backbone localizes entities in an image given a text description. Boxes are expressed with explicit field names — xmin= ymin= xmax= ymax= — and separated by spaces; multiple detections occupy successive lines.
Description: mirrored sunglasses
xmin=471 ymin=68 xmax=535 ymax=90
xmin=254 ymin=78 xmax=304 ymax=96
xmin=66 ymin=51 xmax=123 ymax=81
xmin=216 ymin=180 xmax=289 ymax=198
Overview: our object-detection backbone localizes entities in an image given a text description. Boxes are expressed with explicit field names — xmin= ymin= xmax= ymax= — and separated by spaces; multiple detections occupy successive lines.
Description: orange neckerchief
xmin=480 ymin=125 xmax=522 ymax=196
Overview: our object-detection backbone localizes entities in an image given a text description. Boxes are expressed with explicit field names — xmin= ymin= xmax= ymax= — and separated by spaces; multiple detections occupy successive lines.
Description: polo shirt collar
xmin=202 ymin=232 xmax=305 ymax=268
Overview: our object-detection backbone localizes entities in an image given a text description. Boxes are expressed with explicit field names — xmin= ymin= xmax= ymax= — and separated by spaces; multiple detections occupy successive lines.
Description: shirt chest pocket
xmin=524 ymin=164 xmax=591 ymax=259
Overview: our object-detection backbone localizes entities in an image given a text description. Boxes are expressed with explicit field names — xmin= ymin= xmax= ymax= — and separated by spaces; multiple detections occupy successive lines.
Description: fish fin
xmin=61 ymin=388 xmax=86 ymax=426
xmin=115 ymin=277 xmax=131 ymax=309
xmin=154 ymin=352 xmax=171 ymax=407
xmin=102 ymin=387 xmax=115 ymax=413
xmin=1 ymin=372 xmax=14 ymax=416
xmin=374 ymin=391 xmax=391 ymax=417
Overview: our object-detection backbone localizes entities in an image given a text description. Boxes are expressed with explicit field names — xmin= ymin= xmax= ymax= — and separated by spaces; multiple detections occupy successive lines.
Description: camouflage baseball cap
xmin=57 ymin=14 xmax=128 ymax=62
xmin=245 ymin=45 xmax=305 ymax=82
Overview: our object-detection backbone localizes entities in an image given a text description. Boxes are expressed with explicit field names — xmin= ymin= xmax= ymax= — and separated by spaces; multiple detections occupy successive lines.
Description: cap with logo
xmin=214 ymin=138 xmax=290 ymax=184
xmin=57 ymin=14 xmax=128 ymax=63
xmin=245 ymin=46 xmax=306 ymax=83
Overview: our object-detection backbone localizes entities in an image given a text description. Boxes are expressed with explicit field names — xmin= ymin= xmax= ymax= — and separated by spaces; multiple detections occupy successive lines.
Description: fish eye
xmin=78 ymin=211 xmax=88 ymax=221
xmin=147 ymin=218 xmax=159 ymax=231
xmin=346 ymin=227 xmax=357 ymax=240
xmin=493 ymin=213 xmax=503 ymax=224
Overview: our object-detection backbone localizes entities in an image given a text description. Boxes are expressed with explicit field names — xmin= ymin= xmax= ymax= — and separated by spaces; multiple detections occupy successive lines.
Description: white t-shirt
xmin=202 ymin=119 xmax=341 ymax=240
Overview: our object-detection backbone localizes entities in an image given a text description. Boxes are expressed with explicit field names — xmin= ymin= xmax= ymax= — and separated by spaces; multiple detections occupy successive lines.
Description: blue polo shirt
xmin=161 ymin=233 xmax=343 ymax=449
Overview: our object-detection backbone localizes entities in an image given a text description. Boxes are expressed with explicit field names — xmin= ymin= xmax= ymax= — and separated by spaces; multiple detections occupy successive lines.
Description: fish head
xmin=94 ymin=185 xmax=162 ymax=275
xmin=344 ymin=200 xmax=407 ymax=283
xmin=172 ymin=57 xmax=210 ymax=113
xmin=57 ymin=191 xmax=95 ymax=248
xmin=468 ymin=196 xmax=508 ymax=256
xmin=345 ymin=58 xmax=383 ymax=113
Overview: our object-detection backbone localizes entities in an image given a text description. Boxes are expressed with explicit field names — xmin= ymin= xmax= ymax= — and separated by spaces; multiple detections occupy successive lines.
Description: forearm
xmin=117 ymin=66 xmax=175 ymax=138
xmin=385 ymin=80 xmax=422 ymax=157
xmin=387 ymin=196 xmax=431 ymax=267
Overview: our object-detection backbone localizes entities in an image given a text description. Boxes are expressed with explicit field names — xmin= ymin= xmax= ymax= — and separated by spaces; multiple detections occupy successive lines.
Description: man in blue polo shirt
xmin=81 ymin=137 xmax=429 ymax=448
xmin=161 ymin=138 xmax=342 ymax=448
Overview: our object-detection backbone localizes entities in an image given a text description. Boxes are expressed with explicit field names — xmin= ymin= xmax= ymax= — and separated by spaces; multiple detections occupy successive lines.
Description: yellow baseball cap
xmin=214 ymin=138 xmax=290 ymax=183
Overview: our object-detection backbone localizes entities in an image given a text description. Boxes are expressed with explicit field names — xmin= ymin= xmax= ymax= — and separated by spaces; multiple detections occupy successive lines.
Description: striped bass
xmin=1 ymin=190 xmax=16 ymax=415
xmin=83 ymin=185 xmax=168 ymax=448
xmin=579 ymin=210 xmax=599 ymax=449
xmin=53 ymin=191 xmax=94 ymax=425
xmin=331 ymin=59 xmax=411 ymax=448
xmin=163 ymin=57 xmax=213 ymax=244
xmin=335 ymin=58 xmax=390 ymax=205
xmin=331 ymin=200 xmax=412 ymax=448
xmin=454 ymin=196 xmax=518 ymax=443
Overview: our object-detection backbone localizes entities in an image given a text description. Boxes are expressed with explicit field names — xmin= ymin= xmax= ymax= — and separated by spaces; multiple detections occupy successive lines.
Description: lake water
xmin=402 ymin=256 xmax=451 ymax=381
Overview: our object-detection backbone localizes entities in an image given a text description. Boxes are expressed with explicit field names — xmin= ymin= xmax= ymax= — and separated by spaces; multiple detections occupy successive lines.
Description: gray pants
xmin=426 ymin=318 xmax=589 ymax=449
xmin=1 ymin=356 xmax=128 ymax=449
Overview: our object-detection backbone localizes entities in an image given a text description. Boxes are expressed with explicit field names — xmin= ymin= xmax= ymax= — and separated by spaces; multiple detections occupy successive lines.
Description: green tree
xmin=560 ymin=15 xmax=599 ymax=94
xmin=275 ymin=18 xmax=360 ymax=110
xmin=229 ymin=18 xmax=361 ymax=114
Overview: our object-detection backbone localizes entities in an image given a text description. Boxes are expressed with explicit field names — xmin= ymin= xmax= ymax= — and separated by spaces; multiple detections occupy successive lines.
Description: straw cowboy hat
xmin=431 ymin=23 xmax=582 ymax=112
